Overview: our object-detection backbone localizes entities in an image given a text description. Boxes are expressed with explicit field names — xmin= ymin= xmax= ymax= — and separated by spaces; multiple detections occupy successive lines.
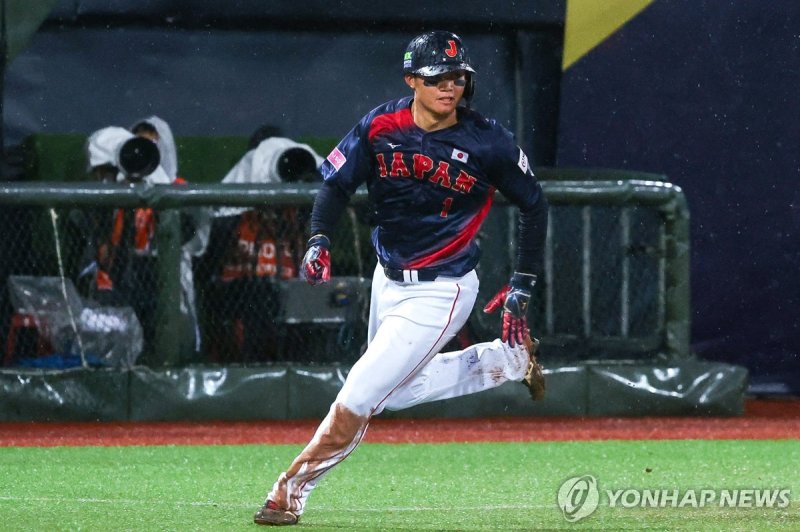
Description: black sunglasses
xmin=421 ymin=74 xmax=467 ymax=87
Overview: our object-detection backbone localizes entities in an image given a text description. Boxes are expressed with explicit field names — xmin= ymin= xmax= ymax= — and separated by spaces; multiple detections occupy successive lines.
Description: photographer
xmin=78 ymin=122 xmax=204 ymax=360
xmin=199 ymin=130 xmax=321 ymax=363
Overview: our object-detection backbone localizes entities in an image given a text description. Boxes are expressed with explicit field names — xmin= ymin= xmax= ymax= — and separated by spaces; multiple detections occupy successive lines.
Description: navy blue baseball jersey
xmin=319 ymin=96 xmax=545 ymax=278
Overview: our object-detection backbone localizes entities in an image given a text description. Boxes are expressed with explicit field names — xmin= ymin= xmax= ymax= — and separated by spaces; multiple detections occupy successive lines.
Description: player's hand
xmin=301 ymin=234 xmax=331 ymax=285
xmin=483 ymin=272 xmax=537 ymax=348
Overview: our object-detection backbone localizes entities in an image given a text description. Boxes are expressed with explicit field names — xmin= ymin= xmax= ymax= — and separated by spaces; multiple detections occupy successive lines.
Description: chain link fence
xmin=0 ymin=180 xmax=689 ymax=369
xmin=196 ymin=203 xmax=375 ymax=366
xmin=0 ymin=201 xmax=375 ymax=368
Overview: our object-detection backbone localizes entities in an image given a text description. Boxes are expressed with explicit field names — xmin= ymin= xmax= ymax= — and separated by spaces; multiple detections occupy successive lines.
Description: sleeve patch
xmin=517 ymin=147 xmax=530 ymax=174
xmin=327 ymin=147 xmax=347 ymax=171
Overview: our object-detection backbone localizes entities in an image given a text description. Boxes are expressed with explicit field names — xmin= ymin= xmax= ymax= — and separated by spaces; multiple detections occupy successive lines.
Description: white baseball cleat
xmin=254 ymin=500 xmax=299 ymax=526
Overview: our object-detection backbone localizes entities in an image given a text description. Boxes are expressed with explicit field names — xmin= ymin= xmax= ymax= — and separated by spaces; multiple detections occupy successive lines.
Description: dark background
xmin=2 ymin=0 xmax=798 ymax=393
xmin=557 ymin=0 xmax=800 ymax=394
xmin=2 ymin=1 xmax=562 ymax=164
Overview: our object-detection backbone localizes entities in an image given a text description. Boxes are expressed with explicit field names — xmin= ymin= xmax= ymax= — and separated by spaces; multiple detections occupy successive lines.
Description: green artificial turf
xmin=0 ymin=440 xmax=797 ymax=530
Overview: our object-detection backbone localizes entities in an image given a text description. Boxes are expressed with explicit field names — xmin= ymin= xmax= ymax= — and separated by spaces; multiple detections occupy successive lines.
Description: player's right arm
xmin=302 ymin=115 xmax=375 ymax=285
xmin=482 ymin=126 xmax=549 ymax=345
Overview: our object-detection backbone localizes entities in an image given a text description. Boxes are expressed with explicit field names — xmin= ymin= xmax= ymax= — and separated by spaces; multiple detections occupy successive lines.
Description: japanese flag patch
xmin=327 ymin=147 xmax=347 ymax=171
xmin=451 ymin=148 xmax=469 ymax=163
xmin=517 ymin=147 xmax=530 ymax=174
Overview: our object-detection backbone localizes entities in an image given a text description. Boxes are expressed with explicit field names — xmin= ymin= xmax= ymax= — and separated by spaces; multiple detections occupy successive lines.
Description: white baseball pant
xmin=267 ymin=263 xmax=530 ymax=515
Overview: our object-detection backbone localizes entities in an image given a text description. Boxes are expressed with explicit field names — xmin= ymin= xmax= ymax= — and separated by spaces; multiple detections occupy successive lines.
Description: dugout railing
xmin=0 ymin=173 xmax=690 ymax=369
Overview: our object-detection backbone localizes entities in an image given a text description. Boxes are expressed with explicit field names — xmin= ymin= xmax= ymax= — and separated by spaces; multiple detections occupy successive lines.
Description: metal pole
xmin=0 ymin=0 xmax=7 ymax=166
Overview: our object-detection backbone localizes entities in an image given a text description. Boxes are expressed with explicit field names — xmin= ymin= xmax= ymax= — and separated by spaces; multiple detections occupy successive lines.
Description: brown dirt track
xmin=0 ymin=398 xmax=797 ymax=447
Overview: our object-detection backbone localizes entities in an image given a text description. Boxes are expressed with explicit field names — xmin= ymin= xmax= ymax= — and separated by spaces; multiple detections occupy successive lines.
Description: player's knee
xmin=381 ymin=375 xmax=428 ymax=412
xmin=508 ymin=344 xmax=529 ymax=380
xmin=335 ymin=384 xmax=382 ymax=418
xmin=485 ymin=340 xmax=528 ymax=381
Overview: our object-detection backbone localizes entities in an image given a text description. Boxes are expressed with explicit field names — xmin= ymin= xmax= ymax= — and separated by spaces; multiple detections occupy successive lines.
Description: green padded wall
xmin=0 ymin=361 xmax=747 ymax=422
xmin=22 ymin=133 xmax=337 ymax=183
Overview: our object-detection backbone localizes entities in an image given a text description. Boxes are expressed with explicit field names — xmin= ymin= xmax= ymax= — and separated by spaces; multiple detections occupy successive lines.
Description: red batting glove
xmin=301 ymin=234 xmax=331 ymax=285
xmin=483 ymin=277 xmax=534 ymax=348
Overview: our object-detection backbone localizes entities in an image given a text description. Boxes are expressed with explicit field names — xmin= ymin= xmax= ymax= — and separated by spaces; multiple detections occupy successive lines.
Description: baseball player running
xmin=254 ymin=30 xmax=549 ymax=526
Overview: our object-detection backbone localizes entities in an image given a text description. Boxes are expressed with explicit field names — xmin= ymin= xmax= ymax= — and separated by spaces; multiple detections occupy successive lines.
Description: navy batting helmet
xmin=403 ymin=31 xmax=476 ymax=101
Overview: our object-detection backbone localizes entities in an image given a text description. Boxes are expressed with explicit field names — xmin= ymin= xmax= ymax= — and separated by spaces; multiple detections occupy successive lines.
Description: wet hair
xmin=131 ymin=121 xmax=159 ymax=138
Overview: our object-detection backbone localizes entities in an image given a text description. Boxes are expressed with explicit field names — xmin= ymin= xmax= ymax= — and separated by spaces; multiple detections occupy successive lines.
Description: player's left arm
xmin=483 ymin=134 xmax=549 ymax=346
xmin=302 ymin=117 xmax=374 ymax=285
xmin=302 ymin=182 xmax=348 ymax=285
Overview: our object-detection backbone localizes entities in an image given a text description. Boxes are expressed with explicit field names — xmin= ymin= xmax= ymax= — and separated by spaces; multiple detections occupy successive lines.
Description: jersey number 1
xmin=440 ymin=197 xmax=454 ymax=218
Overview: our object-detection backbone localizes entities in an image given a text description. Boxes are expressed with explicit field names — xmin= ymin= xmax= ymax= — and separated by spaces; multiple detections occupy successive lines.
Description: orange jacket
xmin=220 ymin=210 xmax=296 ymax=282
xmin=96 ymin=177 xmax=188 ymax=290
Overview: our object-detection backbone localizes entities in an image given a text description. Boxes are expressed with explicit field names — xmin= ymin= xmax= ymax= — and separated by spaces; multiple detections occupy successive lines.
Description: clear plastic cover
xmin=7 ymin=275 xmax=143 ymax=367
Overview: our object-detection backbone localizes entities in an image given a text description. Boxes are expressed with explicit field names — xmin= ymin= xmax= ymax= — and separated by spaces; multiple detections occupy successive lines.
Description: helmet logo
xmin=445 ymin=40 xmax=458 ymax=57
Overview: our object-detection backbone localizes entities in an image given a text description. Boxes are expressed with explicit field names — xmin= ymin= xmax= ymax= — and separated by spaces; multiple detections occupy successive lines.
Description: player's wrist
xmin=509 ymin=272 xmax=537 ymax=291
xmin=307 ymin=233 xmax=331 ymax=249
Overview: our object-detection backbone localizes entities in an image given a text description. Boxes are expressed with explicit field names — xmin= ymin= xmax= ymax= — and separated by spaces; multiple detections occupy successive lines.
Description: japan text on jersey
xmin=322 ymin=97 xmax=542 ymax=278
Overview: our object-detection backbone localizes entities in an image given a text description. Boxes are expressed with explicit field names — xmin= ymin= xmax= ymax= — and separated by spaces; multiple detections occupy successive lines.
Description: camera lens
xmin=118 ymin=137 xmax=160 ymax=181
xmin=276 ymin=147 xmax=317 ymax=182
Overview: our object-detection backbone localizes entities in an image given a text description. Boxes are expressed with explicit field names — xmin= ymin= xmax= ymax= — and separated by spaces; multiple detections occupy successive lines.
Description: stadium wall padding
xmin=129 ymin=366 xmax=290 ymax=421
xmin=0 ymin=368 xmax=129 ymax=421
xmin=0 ymin=361 xmax=747 ymax=422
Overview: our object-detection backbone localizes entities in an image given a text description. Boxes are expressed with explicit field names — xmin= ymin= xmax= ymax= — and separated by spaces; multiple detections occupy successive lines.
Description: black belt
xmin=383 ymin=266 xmax=439 ymax=282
